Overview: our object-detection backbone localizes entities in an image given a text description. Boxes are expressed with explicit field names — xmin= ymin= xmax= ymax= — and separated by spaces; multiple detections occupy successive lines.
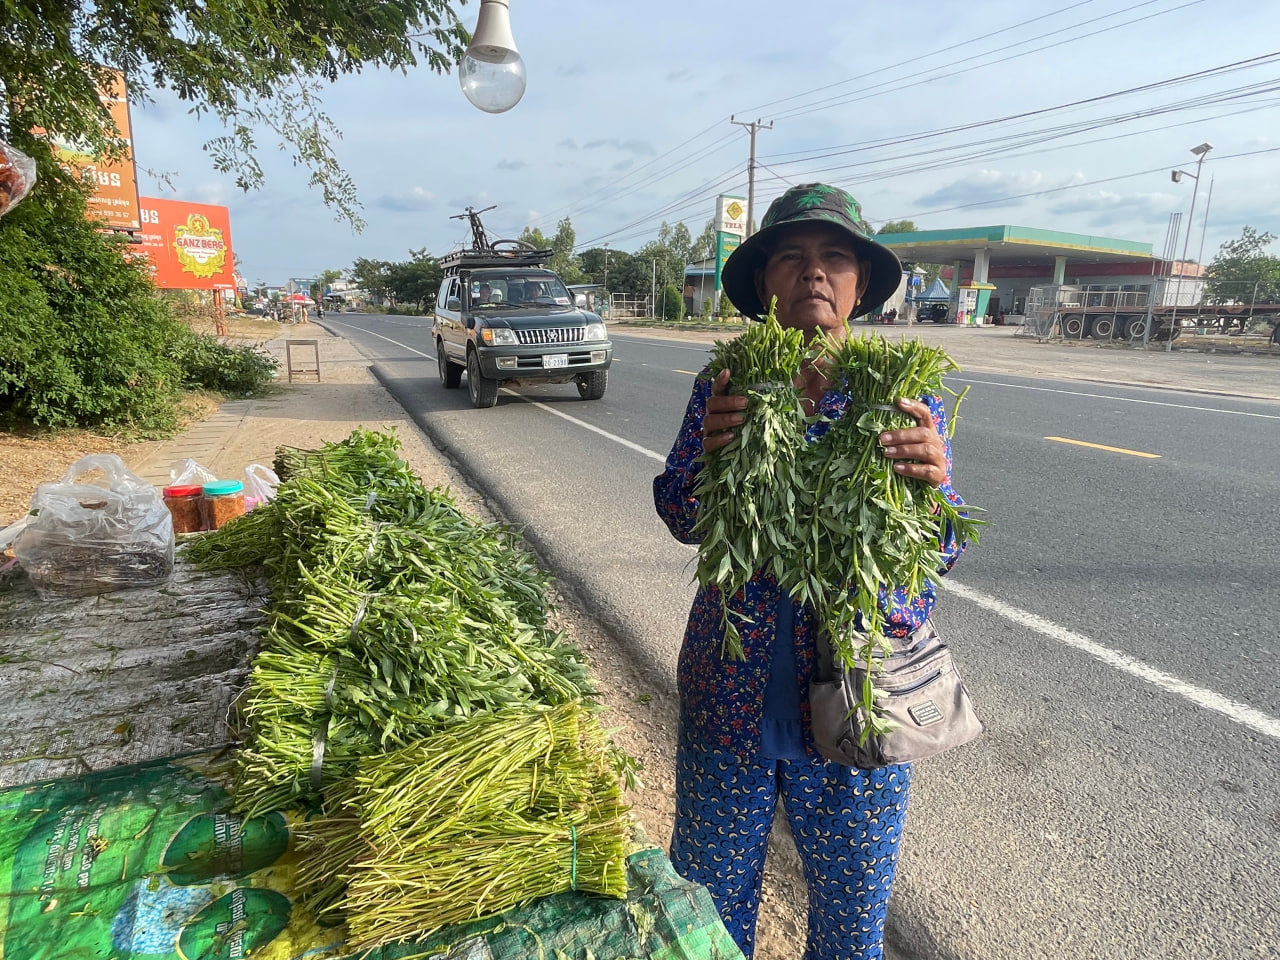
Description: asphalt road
xmin=323 ymin=313 xmax=1280 ymax=960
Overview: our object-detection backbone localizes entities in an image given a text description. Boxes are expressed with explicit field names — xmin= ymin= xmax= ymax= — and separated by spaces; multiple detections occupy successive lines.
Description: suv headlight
xmin=481 ymin=327 xmax=518 ymax=345
xmin=584 ymin=322 xmax=607 ymax=342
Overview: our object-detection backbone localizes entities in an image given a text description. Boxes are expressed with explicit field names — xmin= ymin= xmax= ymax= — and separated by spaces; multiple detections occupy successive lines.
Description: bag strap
xmin=814 ymin=617 xmax=939 ymax=681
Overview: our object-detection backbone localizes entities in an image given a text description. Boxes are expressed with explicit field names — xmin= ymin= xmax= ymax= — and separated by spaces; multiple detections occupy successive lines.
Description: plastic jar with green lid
xmin=202 ymin=479 xmax=246 ymax=530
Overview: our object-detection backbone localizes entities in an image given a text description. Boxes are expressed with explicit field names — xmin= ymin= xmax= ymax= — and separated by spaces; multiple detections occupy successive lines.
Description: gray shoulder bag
xmin=809 ymin=618 xmax=984 ymax=769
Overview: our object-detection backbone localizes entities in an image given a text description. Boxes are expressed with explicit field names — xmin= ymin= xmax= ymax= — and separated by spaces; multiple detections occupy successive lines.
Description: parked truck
xmin=1025 ymin=283 xmax=1280 ymax=342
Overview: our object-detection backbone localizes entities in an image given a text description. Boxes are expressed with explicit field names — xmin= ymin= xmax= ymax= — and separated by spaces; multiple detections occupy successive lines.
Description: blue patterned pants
xmin=670 ymin=732 xmax=912 ymax=960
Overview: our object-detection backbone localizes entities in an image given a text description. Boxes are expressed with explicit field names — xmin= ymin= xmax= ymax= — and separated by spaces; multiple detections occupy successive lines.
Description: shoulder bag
xmin=809 ymin=618 xmax=984 ymax=769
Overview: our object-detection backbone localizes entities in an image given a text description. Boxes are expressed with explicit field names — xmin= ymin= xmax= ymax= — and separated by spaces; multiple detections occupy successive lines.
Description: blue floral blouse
xmin=653 ymin=370 xmax=967 ymax=759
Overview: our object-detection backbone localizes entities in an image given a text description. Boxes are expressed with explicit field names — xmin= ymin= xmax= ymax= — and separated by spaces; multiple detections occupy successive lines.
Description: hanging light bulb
xmin=459 ymin=0 xmax=526 ymax=114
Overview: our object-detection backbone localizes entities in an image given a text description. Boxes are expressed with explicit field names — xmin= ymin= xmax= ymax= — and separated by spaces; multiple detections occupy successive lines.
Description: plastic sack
xmin=243 ymin=463 xmax=280 ymax=511
xmin=10 ymin=454 xmax=174 ymax=598
xmin=169 ymin=458 xmax=218 ymax=487
xmin=0 ymin=140 xmax=37 ymax=218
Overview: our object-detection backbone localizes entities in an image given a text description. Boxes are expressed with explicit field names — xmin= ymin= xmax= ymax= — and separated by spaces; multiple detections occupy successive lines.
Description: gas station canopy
xmin=877 ymin=226 xmax=1161 ymax=323
xmin=877 ymin=225 xmax=1153 ymax=269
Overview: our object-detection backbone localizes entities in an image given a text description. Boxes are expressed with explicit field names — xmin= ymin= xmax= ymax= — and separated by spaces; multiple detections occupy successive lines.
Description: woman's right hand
xmin=701 ymin=368 xmax=749 ymax=455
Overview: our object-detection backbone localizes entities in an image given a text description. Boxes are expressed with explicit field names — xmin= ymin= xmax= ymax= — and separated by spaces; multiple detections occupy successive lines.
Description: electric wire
xmin=766 ymin=0 xmax=1206 ymax=124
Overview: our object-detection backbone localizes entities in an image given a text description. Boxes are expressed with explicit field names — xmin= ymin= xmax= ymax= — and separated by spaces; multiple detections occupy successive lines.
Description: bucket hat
xmin=721 ymin=183 xmax=903 ymax=321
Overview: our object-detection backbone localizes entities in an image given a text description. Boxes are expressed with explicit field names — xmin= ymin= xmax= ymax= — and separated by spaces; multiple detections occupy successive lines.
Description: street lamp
xmin=1164 ymin=141 xmax=1212 ymax=351
xmin=459 ymin=0 xmax=526 ymax=113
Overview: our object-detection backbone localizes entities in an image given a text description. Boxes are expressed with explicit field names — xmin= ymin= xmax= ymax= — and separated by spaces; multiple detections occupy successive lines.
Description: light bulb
xmin=460 ymin=50 xmax=526 ymax=113
xmin=459 ymin=0 xmax=526 ymax=114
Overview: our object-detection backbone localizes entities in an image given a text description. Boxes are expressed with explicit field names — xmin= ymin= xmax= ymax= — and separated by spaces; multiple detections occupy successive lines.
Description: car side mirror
xmin=446 ymin=297 xmax=461 ymax=312
xmin=574 ymin=294 xmax=587 ymax=307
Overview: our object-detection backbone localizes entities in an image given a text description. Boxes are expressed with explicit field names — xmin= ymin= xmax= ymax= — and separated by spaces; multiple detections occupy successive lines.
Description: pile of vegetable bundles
xmin=695 ymin=309 xmax=981 ymax=737
xmin=184 ymin=428 xmax=631 ymax=942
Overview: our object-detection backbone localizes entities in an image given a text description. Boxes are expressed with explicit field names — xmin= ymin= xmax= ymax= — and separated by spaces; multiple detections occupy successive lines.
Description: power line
xmin=758 ymin=51 xmax=1280 ymax=165
xmin=733 ymin=0 xmax=1106 ymax=118
xmin=886 ymin=145 xmax=1280 ymax=221
xmin=766 ymin=0 xmax=1206 ymax=124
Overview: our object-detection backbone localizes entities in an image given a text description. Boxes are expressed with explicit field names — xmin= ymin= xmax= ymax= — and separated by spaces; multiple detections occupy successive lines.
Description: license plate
xmin=542 ymin=354 xmax=568 ymax=369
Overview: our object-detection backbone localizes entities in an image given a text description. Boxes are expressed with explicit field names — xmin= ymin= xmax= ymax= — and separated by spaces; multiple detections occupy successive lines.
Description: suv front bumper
xmin=474 ymin=342 xmax=613 ymax=380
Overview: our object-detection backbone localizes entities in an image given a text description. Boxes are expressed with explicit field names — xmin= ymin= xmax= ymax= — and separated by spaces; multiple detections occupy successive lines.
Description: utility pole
xmin=730 ymin=115 xmax=773 ymax=236
xmin=651 ymin=258 xmax=657 ymax=320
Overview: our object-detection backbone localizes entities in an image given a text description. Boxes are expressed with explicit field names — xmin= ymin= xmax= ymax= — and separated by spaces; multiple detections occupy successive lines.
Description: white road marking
xmin=939 ymin=578 xmax=1280 ymax=741
xmin=336 ymin=318 xmax=1280 ymax=738
xmin=953 ymin=377 xmax=1280 ymax=419
xmin=501 ymin=391 xmax=668 ymax=463
xmin=326 ymin=319 xmax=434 ymax=358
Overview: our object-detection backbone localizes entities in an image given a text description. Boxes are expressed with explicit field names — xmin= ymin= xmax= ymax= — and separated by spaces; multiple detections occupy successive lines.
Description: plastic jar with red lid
xmin=162 ymin=484 xmax=205 ymax=533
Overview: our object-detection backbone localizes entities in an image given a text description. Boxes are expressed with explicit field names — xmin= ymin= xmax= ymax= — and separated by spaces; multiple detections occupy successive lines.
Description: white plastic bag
xmin=243 ymin=464 xmax=280 ymax=510
xmin=0 ymin=140 xmax=37 ymax=218
xmin=11 ymin=454 xmax=174 ymax=598
xmin=169 ymin=458 xmax=218 ymax=487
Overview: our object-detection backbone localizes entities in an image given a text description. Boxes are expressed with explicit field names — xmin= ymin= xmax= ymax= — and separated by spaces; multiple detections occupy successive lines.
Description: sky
xmin=125 ymin=0 xmax=1280 ymax=287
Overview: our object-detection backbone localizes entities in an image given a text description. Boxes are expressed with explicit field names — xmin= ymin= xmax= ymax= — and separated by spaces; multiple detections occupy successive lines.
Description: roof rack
xmin=440 ymin=247 xmax=554 ymax=272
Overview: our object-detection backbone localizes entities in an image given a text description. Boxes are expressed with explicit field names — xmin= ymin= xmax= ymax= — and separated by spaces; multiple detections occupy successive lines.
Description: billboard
xmin=136 ymin=197 xmax=235 ymax=290
xmin=40 ymin=69 xmax=141 ymax=232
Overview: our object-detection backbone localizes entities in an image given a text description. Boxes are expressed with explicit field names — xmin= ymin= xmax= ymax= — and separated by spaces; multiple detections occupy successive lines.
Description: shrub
xmin=0 ymin=176 xmax=184 ymax=431
xmin=660 ymin=284 xmax=684 ymax=321
xmin=169 ymin=327 xmax=278 ymax=396
xmin=718 ymin=293 xmax=736 ymax=320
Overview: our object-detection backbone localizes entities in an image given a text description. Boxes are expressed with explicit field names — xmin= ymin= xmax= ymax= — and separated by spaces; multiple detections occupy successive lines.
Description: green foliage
xmin=702 ymin=298 xmax=713 ymax=320
xmin=877 ymin=220 xmax=919 ymax=234
xmin=691 ymin=219 xmax=717 ymax=261
xmin=387 ymin=249 xmax=444 ymax=310
xmin=718 ymin=292 xmax=736 ymax=319
xmin=518 ymin=217 xmax=583 ymax=283
xmin=660 ymin=283 xmax=684 ymax=320
xmin=350 ymin=258 xmax=394 ymax=304
xmin=168 ymin=328 xmax=277 ymax=396
xmin=1 ymin=1 xmax=468 ymax=226
xmin=1204 ymin=227 xmax=1280 ymax=305
xmin=0 ymin=176 xmax=183 ymax=431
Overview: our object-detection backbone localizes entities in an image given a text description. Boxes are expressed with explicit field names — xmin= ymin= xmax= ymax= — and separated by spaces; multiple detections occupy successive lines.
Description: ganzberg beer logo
xmin=173 ymin=214 xmax=227 ymax=278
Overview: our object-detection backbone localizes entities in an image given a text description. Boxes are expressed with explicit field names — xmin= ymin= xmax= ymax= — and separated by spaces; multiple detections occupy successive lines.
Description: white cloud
xmin=915 ymin=169 xmax=1046 ymax=210
xmin=373 ymin=187 xmax=435 ymax=213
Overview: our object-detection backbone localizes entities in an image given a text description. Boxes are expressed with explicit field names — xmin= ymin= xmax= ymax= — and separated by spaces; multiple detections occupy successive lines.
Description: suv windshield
xmin=470 ymin=271 xmax=572 ymax=309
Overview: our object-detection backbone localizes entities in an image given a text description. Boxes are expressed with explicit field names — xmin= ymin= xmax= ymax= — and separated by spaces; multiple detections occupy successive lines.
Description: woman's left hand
xmin=878 ymin=398 xmax=948 ymax=488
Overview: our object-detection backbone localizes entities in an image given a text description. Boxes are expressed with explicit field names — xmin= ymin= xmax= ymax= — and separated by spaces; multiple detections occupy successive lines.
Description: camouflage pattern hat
xmin=721 ymin=183 xmax=903 ymax=321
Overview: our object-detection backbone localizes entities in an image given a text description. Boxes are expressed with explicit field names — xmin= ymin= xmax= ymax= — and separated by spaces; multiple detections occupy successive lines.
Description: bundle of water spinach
xmin=295 ymin=702 xmax=629 ymax=948
xmin=789 ymin=331 xmax=981 ymax=740
xmin=692 ymin=302 xmax=809 ymax=659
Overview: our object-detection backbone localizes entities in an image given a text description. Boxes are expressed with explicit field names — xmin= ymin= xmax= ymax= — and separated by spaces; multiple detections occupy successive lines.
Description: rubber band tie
xmin=350 ymin=594 xmax=370 ymax=642
xmin=569 ymin=825 xmax=578 ymax=891
xmin=365 ymin=521 xmax=384 ymax=561
xmin=310 ymin=722 xmax=327 ymax=791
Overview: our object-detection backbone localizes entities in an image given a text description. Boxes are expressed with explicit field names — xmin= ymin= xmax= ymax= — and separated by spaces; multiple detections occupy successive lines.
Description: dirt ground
xmin=0 ymin=324 xmax=809 ymax=959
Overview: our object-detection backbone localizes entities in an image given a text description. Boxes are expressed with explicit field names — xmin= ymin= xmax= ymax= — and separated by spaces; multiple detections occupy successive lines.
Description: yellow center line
xmin=674 ymin=369 xmax=701 ymax=376
xmin=1045 ymin=436 xmax=1162 ymax=459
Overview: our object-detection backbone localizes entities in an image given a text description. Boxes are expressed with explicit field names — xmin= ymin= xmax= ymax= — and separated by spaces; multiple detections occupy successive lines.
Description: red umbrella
xmin=287 ymin=293 xmax=315 ymax=305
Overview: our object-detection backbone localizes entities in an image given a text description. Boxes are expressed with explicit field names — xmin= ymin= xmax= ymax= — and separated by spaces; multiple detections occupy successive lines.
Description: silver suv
xmin=433 ymin=249 xmax=612 ymax=408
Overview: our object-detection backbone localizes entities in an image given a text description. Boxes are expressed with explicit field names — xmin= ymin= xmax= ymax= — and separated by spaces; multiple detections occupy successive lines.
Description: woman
xmin=653 ymin=183 xmax=967 ymax=960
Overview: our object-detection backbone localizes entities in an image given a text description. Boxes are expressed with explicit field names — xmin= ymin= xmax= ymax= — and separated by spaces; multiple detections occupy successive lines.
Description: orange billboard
xmin=136 ymin=197 xmax=235 ymax=290
xmin=42 ymin=69 xmax=141 ymax=231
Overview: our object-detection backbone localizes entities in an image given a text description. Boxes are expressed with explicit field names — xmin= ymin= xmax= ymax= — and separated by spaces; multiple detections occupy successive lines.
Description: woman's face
xmin=753 ymin=222 xmax=870 ymax=340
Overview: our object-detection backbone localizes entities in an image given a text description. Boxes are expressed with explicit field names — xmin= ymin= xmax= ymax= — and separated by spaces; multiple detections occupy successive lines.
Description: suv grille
xmin=515 ymin=327 xmax=584 ymax=345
